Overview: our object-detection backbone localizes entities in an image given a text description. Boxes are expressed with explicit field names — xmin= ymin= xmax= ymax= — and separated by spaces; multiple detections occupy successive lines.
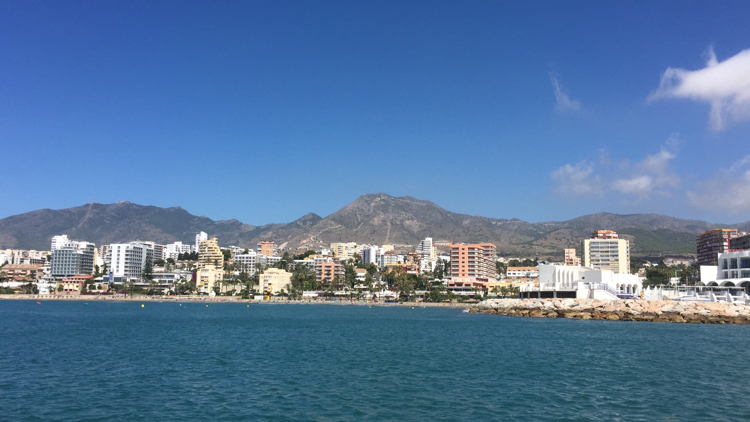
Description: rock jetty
xmin=470 ymin=298 xmax=750 ymax=324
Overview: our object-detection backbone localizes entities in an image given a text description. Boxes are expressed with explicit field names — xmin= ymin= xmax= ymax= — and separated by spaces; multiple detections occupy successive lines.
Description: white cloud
xmin=550 ymin=73 xmax=581 ymax=112
xmin=649 ymin=46 xmax=750 ymax=131
xmin=687 ymin=156 xmax=750 ymax=212
xmin=551 ymin=161 xmax=602 ymax=199
xmin=611 ymin=145 xmax=680 ymax=198
xmin=551 ymin=135 xmax=680 ymax=200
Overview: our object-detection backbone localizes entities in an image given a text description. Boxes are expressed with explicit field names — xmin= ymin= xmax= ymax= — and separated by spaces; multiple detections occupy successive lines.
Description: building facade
xmin=257 ymin=241 xmax=276 ymax=257
xmin=50 ymin=240 xmax=96 ymax=280
xmin=564 ymin=248 xmax=581 ymax=266
xmin=449 ymin=243 xmax=497 ymax=283
xmin=109 ymin=242 xmax=150 ymax=281
xmin=697 ymin=229 xmax=739 ymax=266
xmin=196 ymin=238 xmax=224 ymax=294
xmin=259 ymin=268 xmax=292 ymax=295
xmin=583 ymin=231 xmax=630 ymax=274
xmin=729 ymin=233 xmax=750 ymax=251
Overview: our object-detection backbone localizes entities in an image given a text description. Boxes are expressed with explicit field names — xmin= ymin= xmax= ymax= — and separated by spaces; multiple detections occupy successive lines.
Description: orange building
xmin=449 ymin=243 xmax=497 ymax=282
xmin=315 ymin=261 xmax=344 ymax=286
xmin=257 ymin=241 xmax=276 ymax=257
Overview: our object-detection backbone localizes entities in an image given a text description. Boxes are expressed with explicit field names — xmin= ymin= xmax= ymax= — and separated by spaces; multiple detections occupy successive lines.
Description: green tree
xmin=495 ymin=261 xmax=507 ymax=277
xmin=142 ymin=255 xmax=154 ymax=283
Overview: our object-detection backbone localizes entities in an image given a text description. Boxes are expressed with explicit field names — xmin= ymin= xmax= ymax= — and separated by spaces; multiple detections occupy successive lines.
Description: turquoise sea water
xmin=1 ymin=300 xmax=749 ymax=421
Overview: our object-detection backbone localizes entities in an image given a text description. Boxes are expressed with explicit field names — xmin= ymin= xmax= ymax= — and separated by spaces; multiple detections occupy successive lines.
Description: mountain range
xmin=1 ymin=193 xmax=748 ymax=258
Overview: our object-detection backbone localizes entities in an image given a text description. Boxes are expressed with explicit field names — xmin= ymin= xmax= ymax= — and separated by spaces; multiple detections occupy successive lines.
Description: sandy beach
xmin=0 ymin=294 xmax=471 ymax=308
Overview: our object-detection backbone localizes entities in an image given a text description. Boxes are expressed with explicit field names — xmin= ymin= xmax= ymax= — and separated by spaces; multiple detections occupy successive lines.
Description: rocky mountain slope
xmin=1 ymin=194 xmax=748 ymax=257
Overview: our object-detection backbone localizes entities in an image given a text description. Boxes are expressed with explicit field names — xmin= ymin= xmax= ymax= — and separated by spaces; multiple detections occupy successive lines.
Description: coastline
xmin=470 ymin=298 xmax=750 ymax=324
xmin=0 ymin=294 xmax=471 ymax=308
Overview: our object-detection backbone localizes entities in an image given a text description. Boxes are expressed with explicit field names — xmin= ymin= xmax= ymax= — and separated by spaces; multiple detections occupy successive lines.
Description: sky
xmin=1 ymin=0 xmax=750 ymax=225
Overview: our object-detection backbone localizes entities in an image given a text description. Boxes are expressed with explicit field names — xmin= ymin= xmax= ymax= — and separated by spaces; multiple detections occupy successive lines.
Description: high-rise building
xmin=51 ymin=235 xmax=70 ymax=251
xmin=729 ymin=233 xmax=750 ymax=251
xmin=564 ymin=248 xmax=581 ymax=266
xmin=196 ymin=238 xmax=224 ymax=294
xmin=316 ymin=261 xmax=344 ymax=287
xmin=583 ymin=230 xmax=630 ymax=274
xmin=257 ymin=241 xmax=276 ymax=257
xmin=50 ymin=239 xmax=96 ymax=280
xmin=449 ymin=243 xmax=497 ymax=282
xmin=109 ymin=242 xmax=150 ymax=281
xmin=199 ymin=238 xmax=224 ymax=268
xmin=195 ymin=231 xmax=208 ymax=252
xmin=697 ymin=229 xmax=739 ymax=266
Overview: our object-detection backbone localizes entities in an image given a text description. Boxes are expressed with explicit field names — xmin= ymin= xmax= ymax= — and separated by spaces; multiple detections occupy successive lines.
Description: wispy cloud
xmin=687 ymin=155 xmax=750 ymax=213
xmin=611 ymin=139 xmax=680 ymax=199
xmin=550 ymin=73 xmax=581 ymax=112
xmin=551 ymin=134 xmax=681 ymax=200
xmin=551 ymin=161 xmax=602 ymax=199
xmin=648 ymin=46 xmax=750 ymax=131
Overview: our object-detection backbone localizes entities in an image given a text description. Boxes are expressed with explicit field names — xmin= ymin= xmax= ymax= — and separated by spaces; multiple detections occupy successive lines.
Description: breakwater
xmin=470 ymin=298 xmax=750 ymax=324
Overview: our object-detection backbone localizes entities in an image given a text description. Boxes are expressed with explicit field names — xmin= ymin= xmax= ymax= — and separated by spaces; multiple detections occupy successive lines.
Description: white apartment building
xmin=361 ymin=246 xmax=384 ymax=266
xmin=51 ymin=235 xmax=70 ymax=251
xmin=195 ymin=231 xmax=208 ymax=252
xmin=109 ymin=242 xmax=150 ymax=281
xmin=50 ymin=239 xmax=96 ymax=279
xmin=583 ymin=231 xmax=630 ymax=274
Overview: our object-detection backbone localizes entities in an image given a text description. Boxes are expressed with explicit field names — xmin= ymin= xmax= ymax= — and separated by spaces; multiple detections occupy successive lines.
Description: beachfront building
xmin=56 ymin=275 xmax=93 ymax=295
xmin=697 ymin=229 xmax=738 ymax=266
xmin=583 ymin=230 xmax=630 ymax=274
xmin=564 ymin=248 xmax=581 ymax=266
xmin=50 ymin=239 xmax=96 ymax=280
xmin=259 ymin=268 xmax=292 ymax=295
xmin=109 ymin=242 xmax=151 ymax=282
xmin=316 ymin=261 xmax=344 ymax=287
xmin=699 ymin=250 xmax=750 ymax=289
xmin=520 ymin=264 xmax=642 ymax=299
xmin=196 ymin=238 xmax=225 ymax=294
xmin=257 ymin=241 xmax=276 ymax=257
xmin=449 ymin=242 xmax=497 ymax=284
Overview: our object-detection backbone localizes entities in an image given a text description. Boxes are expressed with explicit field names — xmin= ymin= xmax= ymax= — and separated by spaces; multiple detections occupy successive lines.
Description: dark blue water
xmin=1 ymin=301 xmax=749 ymax=421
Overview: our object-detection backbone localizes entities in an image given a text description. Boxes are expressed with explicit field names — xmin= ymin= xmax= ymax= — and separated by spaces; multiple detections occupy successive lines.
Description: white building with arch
xmin=699 ymin=251 xmax=750 ymax=290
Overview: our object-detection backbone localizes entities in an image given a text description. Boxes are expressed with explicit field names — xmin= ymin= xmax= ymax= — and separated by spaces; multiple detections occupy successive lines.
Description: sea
xmin=1 ymin=300 xmax=749 ymax=421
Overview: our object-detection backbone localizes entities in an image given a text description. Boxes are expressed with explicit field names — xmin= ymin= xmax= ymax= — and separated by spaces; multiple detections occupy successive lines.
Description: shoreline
xmin=470 ymin=298 xmax=750 ymax=324
xmin=0 ymin=294 xmax=471 ymax=308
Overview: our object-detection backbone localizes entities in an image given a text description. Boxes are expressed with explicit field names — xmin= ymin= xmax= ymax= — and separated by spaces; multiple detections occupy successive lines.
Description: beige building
xmin=56 ymin=275 xmax=93 ymax=295
xmin=564 ymin=248 xmax=581 ymax=266
xmin=259 ymin=268 xmax=292 ymax=295
xmin=330 ymin=242 xmax=357 ymax=258
xmin=197 ymin=238 xmax=225 ymax=294
xmin=583 ymin=230 xmax=630 ymax=274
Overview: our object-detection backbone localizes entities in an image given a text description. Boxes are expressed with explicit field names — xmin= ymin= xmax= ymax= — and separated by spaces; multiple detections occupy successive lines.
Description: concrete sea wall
xmin=470 ymin=298 xmax=750 ymax=324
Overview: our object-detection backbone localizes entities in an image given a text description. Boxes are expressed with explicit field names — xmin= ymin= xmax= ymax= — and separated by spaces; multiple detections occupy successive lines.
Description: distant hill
xmin=1 ymin=194 xmax=747 ymax=258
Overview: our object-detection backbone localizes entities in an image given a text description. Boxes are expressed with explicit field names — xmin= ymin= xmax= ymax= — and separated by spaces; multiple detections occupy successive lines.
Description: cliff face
xmin=0 ymin=194 xmax=746 ymax=257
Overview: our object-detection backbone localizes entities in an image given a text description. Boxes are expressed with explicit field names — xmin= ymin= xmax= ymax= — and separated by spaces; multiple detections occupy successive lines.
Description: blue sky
xmin=2 ymin=0 xmax=749 ymax=225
